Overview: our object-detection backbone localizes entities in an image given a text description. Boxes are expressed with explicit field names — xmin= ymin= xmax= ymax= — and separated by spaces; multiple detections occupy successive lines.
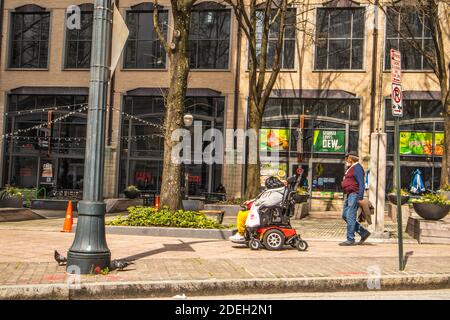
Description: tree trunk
xmin=440 ymin=84 xmax=450 ymax=187
xmin=245 ymin=98 xmax=262 ymax=199
xmin=159 ymin=8 xmax=191 ymax=210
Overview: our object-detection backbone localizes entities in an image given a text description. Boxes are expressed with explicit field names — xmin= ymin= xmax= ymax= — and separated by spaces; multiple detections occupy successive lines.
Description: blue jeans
xmin=342 ymin=193 xmax=368 ymax=242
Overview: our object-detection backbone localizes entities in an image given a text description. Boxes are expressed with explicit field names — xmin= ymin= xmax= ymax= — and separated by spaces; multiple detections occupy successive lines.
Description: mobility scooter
xmin=239 ymin=171 xmax=309 ymax=251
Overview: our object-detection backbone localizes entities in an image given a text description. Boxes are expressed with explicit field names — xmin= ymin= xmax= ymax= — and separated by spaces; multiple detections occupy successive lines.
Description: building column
xmin=368 ymin=132 xmax=388 ymax=237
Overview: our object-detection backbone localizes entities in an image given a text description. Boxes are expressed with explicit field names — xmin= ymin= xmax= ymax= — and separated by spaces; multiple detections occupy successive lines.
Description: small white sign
xmin=390 ymin=49 xmax=402 ymax=84
xmin=392 ymin=83 xmax=403 ymax=117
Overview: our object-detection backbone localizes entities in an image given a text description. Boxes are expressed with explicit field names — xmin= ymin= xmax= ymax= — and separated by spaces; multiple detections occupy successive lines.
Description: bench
xmin=200 ymin=210 xmax=225 ymax=224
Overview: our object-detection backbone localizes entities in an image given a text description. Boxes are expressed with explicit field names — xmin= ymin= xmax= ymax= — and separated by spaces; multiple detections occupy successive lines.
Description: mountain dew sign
xmin=313 ymin=130 xmax=345 ymax=153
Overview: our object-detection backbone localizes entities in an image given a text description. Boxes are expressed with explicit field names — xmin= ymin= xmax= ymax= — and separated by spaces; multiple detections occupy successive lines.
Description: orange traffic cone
xmin=155 ymin=195 xmax=160 ymax=210
xmin=61 ymin=200 xmax=73 ymax=233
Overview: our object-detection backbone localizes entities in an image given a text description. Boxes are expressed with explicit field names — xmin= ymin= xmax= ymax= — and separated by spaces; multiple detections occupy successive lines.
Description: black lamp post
xmin=66 ymin=0 xmax=113 ymax=274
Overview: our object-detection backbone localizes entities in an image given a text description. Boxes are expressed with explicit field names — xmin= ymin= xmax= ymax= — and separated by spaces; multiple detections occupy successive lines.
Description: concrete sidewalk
xmin=0 ymin=220 xmax=449 ymax=299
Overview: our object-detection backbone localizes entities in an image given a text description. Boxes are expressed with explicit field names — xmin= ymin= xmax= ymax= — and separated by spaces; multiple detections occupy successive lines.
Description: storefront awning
xmin=402 ymin=91 xmax=441 ymax=101
xmin=270 ymin=89 xmax=357 ymax=99
xmin=9 ymin=87 xmax=89 ymax=96
xmin=126 ymin=88 xmax=221 ymax=97
xmin=126 ymin=88 xmax=222 ymax=97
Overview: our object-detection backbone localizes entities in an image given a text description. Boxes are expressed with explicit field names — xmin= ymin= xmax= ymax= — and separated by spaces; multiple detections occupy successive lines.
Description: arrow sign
xmin=110 ymin=4 xmax=129 ymax=75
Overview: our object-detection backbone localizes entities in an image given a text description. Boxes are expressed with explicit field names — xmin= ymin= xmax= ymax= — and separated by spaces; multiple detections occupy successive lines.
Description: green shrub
xmin=412 ymin=193 xmax=450 ymax=206
xmin=108 ymin=206 xmax=225 ymax=229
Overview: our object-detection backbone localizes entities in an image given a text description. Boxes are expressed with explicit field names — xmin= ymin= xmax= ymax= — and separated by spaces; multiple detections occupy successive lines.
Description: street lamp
xmin=183 ymin=113 xmax=194 ymax=127
xmin=66 ymin=0 xmax=113 ymax=274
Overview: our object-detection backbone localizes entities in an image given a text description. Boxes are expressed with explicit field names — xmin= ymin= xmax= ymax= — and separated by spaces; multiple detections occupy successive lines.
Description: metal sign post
xmin=391 ymin=49 xmax=404 ymax=271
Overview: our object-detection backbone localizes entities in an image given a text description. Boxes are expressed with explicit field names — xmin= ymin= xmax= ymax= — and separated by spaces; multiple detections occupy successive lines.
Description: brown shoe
xmin=359 ymin=231 xmax=371 ymax=245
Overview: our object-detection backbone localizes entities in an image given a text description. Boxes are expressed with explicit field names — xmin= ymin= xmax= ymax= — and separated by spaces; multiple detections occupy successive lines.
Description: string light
xmin=5 ymin=102 xmax=88 ymax=116
xmin=1 ymin=104 xmax=166 ymax=143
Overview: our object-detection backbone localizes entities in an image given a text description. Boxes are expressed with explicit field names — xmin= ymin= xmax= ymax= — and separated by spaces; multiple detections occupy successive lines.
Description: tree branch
xmin=153 ymin=0 xmax=171 ymax=53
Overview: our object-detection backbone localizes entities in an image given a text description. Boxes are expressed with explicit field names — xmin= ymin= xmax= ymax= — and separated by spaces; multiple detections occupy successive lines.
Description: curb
xmin=72 ymin=225 xmax=237 ymax=240
xmin=1 ymin=274 xmax=449 ymax=300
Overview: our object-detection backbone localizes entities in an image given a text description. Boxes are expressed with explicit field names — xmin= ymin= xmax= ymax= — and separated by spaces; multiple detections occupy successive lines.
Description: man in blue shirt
xmin=340 ymin=152 xmax=371 ymax=246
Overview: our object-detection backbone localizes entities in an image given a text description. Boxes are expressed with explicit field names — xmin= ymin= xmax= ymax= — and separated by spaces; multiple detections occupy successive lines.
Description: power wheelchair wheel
xmin=249 ymin=239 xmax=261 ymax=250
xmin=263 ymin=229 xmax=285 ymax=250
xmin=297 ymin=240 xmax=308 ymax=251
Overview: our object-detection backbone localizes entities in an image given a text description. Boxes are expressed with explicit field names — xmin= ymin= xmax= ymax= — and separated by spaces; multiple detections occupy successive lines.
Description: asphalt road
xmin=155 ymin=289 xmax=450 ymax=300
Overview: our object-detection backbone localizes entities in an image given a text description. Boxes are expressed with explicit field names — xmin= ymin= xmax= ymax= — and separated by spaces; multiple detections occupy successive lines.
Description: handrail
xmin=35 ymin=187 xmax=47 ymax=199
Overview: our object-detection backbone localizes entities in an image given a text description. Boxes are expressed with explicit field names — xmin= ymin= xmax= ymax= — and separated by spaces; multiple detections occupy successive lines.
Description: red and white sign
xmin=390 ymin=49 xmax=402 ymax=84
xmin=391 ymin=83 xmax=403 ymax=116
xmin=390 ymin=49 xmax=403 ymax=117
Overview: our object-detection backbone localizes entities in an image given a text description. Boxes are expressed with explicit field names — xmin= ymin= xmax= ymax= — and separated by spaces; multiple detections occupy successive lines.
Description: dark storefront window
xmin=65 ymin=5 xmax=93 ymax=69
xmin=315 ymin=7 xmax=365 ymax=70
xmin=256 ymin=8 xmax=296 ymax=69
xmin=124 ymin=8 xmax=168 ymax=69
xmin=385 ymin=99 xmax=444 ymax=191
xmin=120 ymin=96 xmax=225 ymax=195
xmin=189 ymin=9 xmax=231 ymax=69
xmin=384 ymin=6 xmax=435 ymax=70
xmin=9 ymin=9 xmax=50 ymax=68
xmin=262 ymin=98 xmax=360 ymax=193
xmin=3 ymin=95 xmax=88 ymax=191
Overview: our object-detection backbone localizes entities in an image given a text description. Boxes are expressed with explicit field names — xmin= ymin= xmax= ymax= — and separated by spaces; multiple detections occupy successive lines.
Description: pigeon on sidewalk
xmin=54 ymin=250 xmax=67 ymax=266
xmin=110 ymin=259 xmax=134 ymax=271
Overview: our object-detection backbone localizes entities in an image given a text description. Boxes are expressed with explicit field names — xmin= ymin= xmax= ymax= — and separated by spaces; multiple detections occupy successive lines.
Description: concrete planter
xmin=105 ymin=198 xmax=143 ymax=213
xmin=387 ymin=203 xmax=411 ymax=224
xmin=80 ymin=225 xmax=236 ymax=240
xmin=124 ymin=190 xmax=140 ymax=199
xmin=204 ymin=204 xmax=240 ymax=217
xmin=387 ymin=194 xmax=410 ymax=206
xmin=0 ymin=197 xmax=23 ymax=208
xmin=292 ymin=203 xmax=309 ymax=220
xmin=182 ymin=200 xmax=205 ymax=211
xmin=413 ymin=202 xmax=450 ymax=221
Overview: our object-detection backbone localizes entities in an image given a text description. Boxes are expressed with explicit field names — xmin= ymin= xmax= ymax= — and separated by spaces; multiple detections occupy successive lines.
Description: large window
xmin=3 ymin=94 xmax=88 ymax=190
xmin=9 ymin=7 xmax=50 ymax=69
xmin=120 ymin=95 xmax=225 ymax=195
xmin=384 ymin=99 xmax=443 ymax=191
xmin=384 ymin=6 xmax=435 ymax=70
xmin=189 ymin=9 xmax=231 ymax=69
xmin=262 ymin=98 xmax=360 ymax=157
xmin=124 ymin=6 xmax=168 ymax=69
xmin=65 ymin=4 xmax=93 ymax=69
xmin=256 ymin=8 xmax=296 ymax=69
xmin=315 ymin=7 xmax=365 ymax=70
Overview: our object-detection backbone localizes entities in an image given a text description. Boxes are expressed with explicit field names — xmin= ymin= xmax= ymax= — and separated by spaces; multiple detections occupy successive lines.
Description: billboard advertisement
xmin=399 ymin=132 xmax=444 ymax=156
xmin=260 ymin=129 xmax=290 ymax=151
xmin=313 ymin=130 xmax=345 ymax=153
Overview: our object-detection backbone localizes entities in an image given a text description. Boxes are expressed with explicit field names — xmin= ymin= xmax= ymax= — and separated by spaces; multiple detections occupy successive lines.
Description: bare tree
xmin=153 ymin=0 xmax=198 ymax=209
xmin=377 ymin=0 xmax=450 ymax=186
xmin=223 ymin=0 xmax=300 ymax=198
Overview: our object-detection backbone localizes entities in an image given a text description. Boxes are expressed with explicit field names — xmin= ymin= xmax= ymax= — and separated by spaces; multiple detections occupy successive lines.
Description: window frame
xmin=382 ymin=6 xmax=435 ymax=72
xmin=252 ymin=7 xmax=298 ymax=71
xmin=122 ymin=7 xmax=169 ymax=70
xmin=313 ymin=6 xmax=366 ymax=71
xmin=63 ymin=7 xmax=93 ymax=70
xmin=7 ymin=9 xmax=51 ymax=70
xmin=189 ymin=8 xmax=232 ymax=71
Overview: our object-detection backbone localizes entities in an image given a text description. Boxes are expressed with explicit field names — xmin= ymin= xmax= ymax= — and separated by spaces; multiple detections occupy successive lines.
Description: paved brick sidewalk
xmin=0 ymin=225 xmax=449 ymax=288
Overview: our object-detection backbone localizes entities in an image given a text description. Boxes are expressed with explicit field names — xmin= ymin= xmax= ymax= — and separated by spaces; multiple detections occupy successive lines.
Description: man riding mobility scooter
xmin=232 ymin=170 xmax=309 ymax=251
